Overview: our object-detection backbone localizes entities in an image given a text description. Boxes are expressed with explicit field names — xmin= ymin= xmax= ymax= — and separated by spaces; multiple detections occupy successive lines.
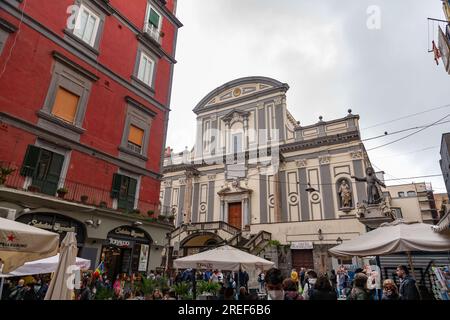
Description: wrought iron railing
xmin=0 ymin=162 xmax=167 ymax=219
xmin=244 ymin=230 xmax=272 ymax=254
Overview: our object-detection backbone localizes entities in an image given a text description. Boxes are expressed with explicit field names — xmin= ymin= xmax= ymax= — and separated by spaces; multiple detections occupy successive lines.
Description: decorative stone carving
xmin=274 ymin=97 xmax=282 ymax=105
xmin=351 ymin=167 xmax=386 ymax=205
xmin=178 ymin=178 xmax=186 ymax=185
xmin=310 ymin=191 xmax=321 ymax=204
xmin=319 ymin=156 xmax=331 ymax=165
xmin=355 ymin=202 xmax=367 ymax=218
xmin=350 ymin=150 xmax=364 ymax=160
xmin=337 ymin=178 xmax=353 ymax=210
xmin=163 ymin=180 xmax=172 ymax=187
xmin=207 ymin=174 xmax=216 ymax=181
xmin=296 ymin=159 xmax=307 ymax=168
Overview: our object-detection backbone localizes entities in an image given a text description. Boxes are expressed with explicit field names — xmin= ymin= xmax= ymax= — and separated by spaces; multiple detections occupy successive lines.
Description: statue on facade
xmin=338 ymin=179 xmax=353 ymax=208
xmin=351 ymin=167 xmax=386 ymax=205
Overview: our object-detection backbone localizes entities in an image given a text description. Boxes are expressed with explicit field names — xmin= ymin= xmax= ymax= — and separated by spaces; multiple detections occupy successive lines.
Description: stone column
xmin=224 ymin=201 xmax=229 ymax=223
xmin=273 ymin=172 xmax=282 ymax=222
xmin=183 ymin=173 xmax=194 ymax=223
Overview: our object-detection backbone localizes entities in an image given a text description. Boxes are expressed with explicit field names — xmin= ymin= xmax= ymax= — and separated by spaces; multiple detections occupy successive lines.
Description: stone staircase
xmin=228 ymin=230 xmax=272 ymax=255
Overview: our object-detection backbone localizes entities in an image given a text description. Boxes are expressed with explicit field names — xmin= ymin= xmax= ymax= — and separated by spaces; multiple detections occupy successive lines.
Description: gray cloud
xmin=168 ymin=0 xmax=450 ymax=192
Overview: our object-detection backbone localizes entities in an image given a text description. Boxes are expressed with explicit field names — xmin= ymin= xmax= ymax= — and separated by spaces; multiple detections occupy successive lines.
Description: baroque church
xmin=161 ymin=76 xmax=374 ymax=273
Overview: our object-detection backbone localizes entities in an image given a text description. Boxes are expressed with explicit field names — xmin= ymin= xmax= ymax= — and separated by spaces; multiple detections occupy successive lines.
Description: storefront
xmin=290 ymin=241 xmax=314 ymax=271
xmin=15 ymin=212 xmax=86 ymax=247
xmin=101 ymin=226 xmax=152 ymax=279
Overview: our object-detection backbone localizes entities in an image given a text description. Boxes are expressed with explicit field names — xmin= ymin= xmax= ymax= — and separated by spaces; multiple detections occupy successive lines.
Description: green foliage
xmin=197 ymin=280 xmax=220 ymax=295
xmin=0 ymin=167 xmax=15 ymax=184
xmin=139 ymin=277 xmax=156 ymax=295
xmin=173 ymin=282 xmax=191 ymax=297
xmin=268 ymin=240 xmax=281 ymax=247
xmin=155 ymin=276 xmax=169 ymax=290
xmin=94 ymin=287 xmax=114 ymax=300
xmin=57 ymin=187 xmax=68 ymax=193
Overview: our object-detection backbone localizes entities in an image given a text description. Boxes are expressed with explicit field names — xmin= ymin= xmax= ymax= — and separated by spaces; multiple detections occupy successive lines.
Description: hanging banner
xmin=438 ymin=25 xmax=450 ymax=74
xmin=138 ymin=244 xmax=149 ymax=272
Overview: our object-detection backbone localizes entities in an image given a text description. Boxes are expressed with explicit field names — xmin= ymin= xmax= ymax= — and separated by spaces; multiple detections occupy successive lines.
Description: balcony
xmin=0 ymin=162 xmax=169 ymax=222
xmin=143 ymin=23 xmax=162 ymax=45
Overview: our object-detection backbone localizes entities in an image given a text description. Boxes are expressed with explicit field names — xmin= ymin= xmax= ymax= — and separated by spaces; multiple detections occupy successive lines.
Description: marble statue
xmin=351 ymin=167 xmax=386 ymax=205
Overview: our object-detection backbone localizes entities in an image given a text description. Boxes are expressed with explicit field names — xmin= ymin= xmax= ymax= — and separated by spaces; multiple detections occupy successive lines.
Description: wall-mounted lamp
xmin=85 ymin=219 xmax=101 ymax=228
xmin=336 ymin=237 xmax=343 ymax=245
xmin=318 ymin=229 xmax=324 ymax=241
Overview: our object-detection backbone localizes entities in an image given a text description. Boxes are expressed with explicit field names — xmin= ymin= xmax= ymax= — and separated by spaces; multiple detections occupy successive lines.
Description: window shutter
xmin=20 ymin=145 xmax=41 ymax=177
xmin=128 ymin=125 xmax=144 ymax=147
xmin=149 ymin=8 xmax=160 ymax=28
xmin=41 ymin=153 xmax=64 ymax=196
xmin=127 ymin=178 xmax=138 ymax=209
xmin=111 ymin=173 xmax=122 ymax=198
xmin=51 ymin=87 xmax=79 ymax=124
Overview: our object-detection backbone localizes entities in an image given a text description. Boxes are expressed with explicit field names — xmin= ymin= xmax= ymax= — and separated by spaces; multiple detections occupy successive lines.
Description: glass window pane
xmin=149 ymin=8 xmax=160 ymax=28
xmin=83 ymin=15 xmax=97 ymax=44
xmin=144 ymin=60 xmax=152 ymax=85
xmin=74 ymin=10 xmax=88 ymax=38
xmin=138 ymin=55 xmax=147 ymax=82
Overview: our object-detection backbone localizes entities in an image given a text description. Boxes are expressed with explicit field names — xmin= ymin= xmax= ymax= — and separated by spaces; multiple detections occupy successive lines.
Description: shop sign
xmin=290 ymin=241 xmax=313 ymax=250
xmin=114 ymin=227 xmax=146 ymax=239
xmin=108 ymin=238 xmax=131 ymax=248
xmin=28 ymin=219 xmax=76 ymax=233
xmin=138 ymin=244 xmax=149 ymax=272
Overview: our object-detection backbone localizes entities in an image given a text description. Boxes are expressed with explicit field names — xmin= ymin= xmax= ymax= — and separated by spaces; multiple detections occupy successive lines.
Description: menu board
xmin=138 ymin=244 xmax=149 ymax=272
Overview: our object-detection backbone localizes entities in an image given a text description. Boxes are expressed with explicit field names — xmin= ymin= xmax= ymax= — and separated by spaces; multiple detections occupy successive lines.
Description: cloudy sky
xmin=167 ymin=0 xmax=450 ymax=192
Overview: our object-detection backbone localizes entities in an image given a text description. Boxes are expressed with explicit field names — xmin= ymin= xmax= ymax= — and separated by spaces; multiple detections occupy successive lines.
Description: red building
xmin=0 ymin=0 xmax=181 ymax=275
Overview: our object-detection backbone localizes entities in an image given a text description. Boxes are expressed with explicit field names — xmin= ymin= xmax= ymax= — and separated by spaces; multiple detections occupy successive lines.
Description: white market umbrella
xmin=45 ymin=232 xmax=78 ymax=300
xmin=329 ymin=220 xmax=450 ymax=258
xmin=0 ymin=217 xmax=59 ymax=274
xmin=173 ymin=245 xmax=275 ymax=272
xmin=0 ymin=254 xmax=90 ymax=278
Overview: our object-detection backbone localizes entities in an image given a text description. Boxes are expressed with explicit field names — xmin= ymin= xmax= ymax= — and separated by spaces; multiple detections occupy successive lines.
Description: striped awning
xmin=431 ymin=205 xmax=450 ymax=233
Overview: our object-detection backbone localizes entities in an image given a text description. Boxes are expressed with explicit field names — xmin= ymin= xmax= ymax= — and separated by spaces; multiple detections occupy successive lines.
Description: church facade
xmin=161 ymin=77 xmax=371 ymax=273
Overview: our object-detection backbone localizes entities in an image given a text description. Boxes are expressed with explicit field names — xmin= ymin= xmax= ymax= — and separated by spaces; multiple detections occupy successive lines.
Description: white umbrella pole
xmin=406 ymin=251 xmax=416 ymax=280
xmin=0 ymin=277 xmax=4 ymax=300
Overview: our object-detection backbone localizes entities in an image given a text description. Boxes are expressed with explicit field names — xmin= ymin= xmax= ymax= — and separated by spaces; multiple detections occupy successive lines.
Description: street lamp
xmin=336 ymin=237 xmax=343 ymax=245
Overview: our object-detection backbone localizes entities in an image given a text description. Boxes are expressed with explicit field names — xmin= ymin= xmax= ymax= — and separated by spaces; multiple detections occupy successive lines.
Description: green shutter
xmin=41 ymin=153 xmax=64 ymax=196
xmin=149 ymin=8 xmax=160 ymax=28
xmin=127 ymin=178 xmax=137 ymax=210
xmin=20 ymin=145 xmax=41 ymax=177
xmin=111 ymin=173 xmax=122 ymax=199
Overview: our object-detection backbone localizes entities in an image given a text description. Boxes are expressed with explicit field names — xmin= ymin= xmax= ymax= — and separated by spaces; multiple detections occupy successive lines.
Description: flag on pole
xmin=93 ymin=261 xmax=104 ymax=279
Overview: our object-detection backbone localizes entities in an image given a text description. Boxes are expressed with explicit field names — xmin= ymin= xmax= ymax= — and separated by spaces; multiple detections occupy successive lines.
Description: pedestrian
xmin=396 ymin=265 xmax=420 ymax=300
xmin=299 ymin=267 xmax=306 ymax=290
xmin=258 ymin=272 xmax=265 ymax=292
xmin=152 ymin=288 xmax=163 ymax=300
xmin=347 ymin=273 xmax=370 ymax=300
xmin=309 ymin=275 xmax=337 ymax=300
xmin=381 ymin=279 xmax=399 ymax=300
xmin=282 ymin=279 xmax=303 ymax=300
xmin=238 ymin=286 xmax=249 ymax=300
xmin=265 ymin=268 xmax=284 ymax=300
xmin=79 ymin=279 xmax=93 ymax=300
xmin=224 ymin=287 xmax=235 ymax=300
xmin=302 ymin=270 xmax=318 ymax=300
xmin=9 ymin=279 xmax=26 ymax=300
xmin=329 ymin=269 xmax=337 ymax=292
xmin=290 ymin=268 xmax=299 ymax=290
xmin=367 ymin=268 xmax=381 ymax=300
xmin=22 ymin=282 xmax=38 ymax=300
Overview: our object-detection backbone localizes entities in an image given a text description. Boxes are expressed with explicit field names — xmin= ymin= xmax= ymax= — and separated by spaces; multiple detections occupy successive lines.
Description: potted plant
xmin=147 ymin=210 xmax=155 ymax=217
xmin=99 ymin=201 xmax=107 ymax=208
xmin=132 ymin=208 xmax=141 ymax=214
xmin=56 ymin=187 xmax=68 ymax=198
xmin=80 ymin=195 xmax=88 ymax=204
xmin=0 ymin=167 xmax=15 ymax=185
xmin=167 ymin=214 xmax=175 ymax=223
xmin=27 ymin=185 xmax=40 ymax=192
xmin=173 ymin=282 xmax=190 ymax=300
xmin=157 ymin=214 xmax=166 ymax=222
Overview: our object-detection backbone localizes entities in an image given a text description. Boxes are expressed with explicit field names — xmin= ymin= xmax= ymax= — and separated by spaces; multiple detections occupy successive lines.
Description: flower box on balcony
xmin=57 ymin=187 xmax=68 ymax=199
xmin=80 ymin=195 xmax=89 ymax=204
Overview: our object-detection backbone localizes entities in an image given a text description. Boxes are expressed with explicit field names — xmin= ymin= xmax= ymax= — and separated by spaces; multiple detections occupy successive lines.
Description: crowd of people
xmin=1 ymin=264 xmax=421 ymax=301
xmin=262 ymin=264 xmax=421 ymax=300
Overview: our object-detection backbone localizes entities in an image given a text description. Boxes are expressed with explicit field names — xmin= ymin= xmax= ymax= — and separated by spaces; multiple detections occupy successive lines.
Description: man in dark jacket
xmin=396 ymin=265 xmax=420 ymax=300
